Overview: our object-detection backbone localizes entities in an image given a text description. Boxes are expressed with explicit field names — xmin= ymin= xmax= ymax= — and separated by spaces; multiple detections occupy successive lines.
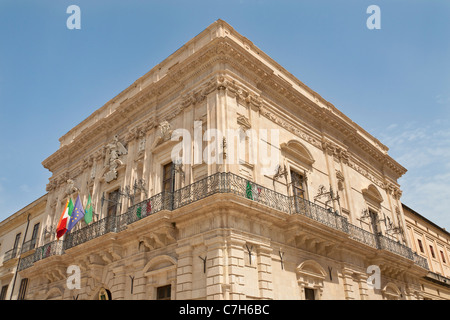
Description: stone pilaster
xmin=354 ymin=272 xmax=369 ymax=300
xmin=340 ymin=267 xmax=356 ymax=300
xmin=175 ymin=244 xmax=194 ymax=300
xmin=226 ymin=237 xmax=246 ymax=299
xmin=205 ymin=236 xmax=225 ymax=300
xmin=110 ymin=266 xmax=126 ymax=300
xmin=256 ymin=245 xmax=274 ymax=299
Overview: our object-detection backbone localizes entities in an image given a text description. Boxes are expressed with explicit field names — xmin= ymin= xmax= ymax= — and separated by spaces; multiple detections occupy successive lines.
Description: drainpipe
xmin=9 ymin=214 xmax=31 ymax=300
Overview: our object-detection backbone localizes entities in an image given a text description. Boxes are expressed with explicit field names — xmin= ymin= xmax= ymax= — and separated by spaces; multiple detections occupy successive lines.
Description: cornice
xmin=42 ymin=21 xmax=407 ymax=181
xmin=224 ymin=43 xmax=406 ymax=178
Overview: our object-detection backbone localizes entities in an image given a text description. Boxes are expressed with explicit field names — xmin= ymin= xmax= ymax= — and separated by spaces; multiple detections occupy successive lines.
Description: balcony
xmin=425 ymin=271 xmax=450 ymax=287
xmin=3 ymin=248 xmax=19 ymax=263
xmin=20 ymin=239 xmax=37 ymax=254
xmin=18 ymin=171 xmax=429 ymax=271
xmin=18 ymin=240 xmax=64 ymax=271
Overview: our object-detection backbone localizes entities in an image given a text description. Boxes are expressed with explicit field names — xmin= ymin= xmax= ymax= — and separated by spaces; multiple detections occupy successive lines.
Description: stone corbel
xmin=100 ymin=252 xmax=114 ymax=264
xmin=140 ymin=236 xmax=156 ymax=251
xmin=151 ymin=232 xmax=166 ymax=248
xmin=109 ymin=246 xmax=123 ymax=261
xmin=322 ymin=140 xmax=349 ymax=163
xmin=46 ymin=267 xmax=66 ymax=283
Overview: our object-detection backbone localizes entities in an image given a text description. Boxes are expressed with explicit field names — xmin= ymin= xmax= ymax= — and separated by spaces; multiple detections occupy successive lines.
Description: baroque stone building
xmin=0 ymin=19 xmax=442 ymax=300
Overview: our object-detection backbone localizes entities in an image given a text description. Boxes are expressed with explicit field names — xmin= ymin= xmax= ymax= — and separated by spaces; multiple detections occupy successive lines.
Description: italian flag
xmin=56 ymin=198 xmax=74 ymax=239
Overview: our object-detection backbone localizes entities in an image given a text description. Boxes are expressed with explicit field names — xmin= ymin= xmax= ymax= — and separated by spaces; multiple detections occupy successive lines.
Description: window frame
xmin=17 ymin=278 xmax=28 ymax=300
xmin=156 ymin=285 xmax=171 ymax=300
xmin=304 ymin=287 xmax=316 ymax=300
xmin=162 ymin=162 xmax=174 ymax=193
xmin=417 ymin=239 xmax=424 ymax=253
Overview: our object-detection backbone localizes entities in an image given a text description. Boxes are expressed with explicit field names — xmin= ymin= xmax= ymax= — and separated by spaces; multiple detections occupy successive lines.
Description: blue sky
xmin=0 ymin=1 xmax=449 ymax=231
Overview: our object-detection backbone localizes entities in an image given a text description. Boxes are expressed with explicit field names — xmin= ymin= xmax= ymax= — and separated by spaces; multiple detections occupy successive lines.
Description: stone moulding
xmin=42 ymin=22 xmax=406 ymax=184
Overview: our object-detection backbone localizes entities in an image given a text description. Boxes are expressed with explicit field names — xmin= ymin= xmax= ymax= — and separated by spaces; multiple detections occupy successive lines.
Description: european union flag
xmin=67 ymin=195 xmax=85 ymax=232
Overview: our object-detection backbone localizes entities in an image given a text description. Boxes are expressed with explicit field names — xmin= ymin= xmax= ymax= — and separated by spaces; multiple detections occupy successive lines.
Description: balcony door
xmin=291 ymin=170 xmax=307 ymax=214
xmin=163 ymin=162 xmax=174 ymax=193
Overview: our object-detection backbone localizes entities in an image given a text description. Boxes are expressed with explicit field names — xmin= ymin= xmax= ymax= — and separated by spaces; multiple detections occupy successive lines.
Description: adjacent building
xmin=0 ymin=20 xmax=444 ymax=300
xmin=403 ymin=204 xmax=450 ymax=300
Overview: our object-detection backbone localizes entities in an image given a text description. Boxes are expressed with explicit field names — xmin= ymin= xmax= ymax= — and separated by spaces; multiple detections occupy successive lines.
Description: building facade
xmin=0 ymin=20 xmax=440 ymax=300
xmin=403 ymin=204 xmax=450 ymax=300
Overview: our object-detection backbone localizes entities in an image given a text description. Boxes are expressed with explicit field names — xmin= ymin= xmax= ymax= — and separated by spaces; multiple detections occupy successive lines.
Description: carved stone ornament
xmin=151 ymin=120 xmax=173 ymax=149
xmin=104 ymin=135 xmax=128 ymax=183
xmin=237 ymin=113 xmax=252 ymax=130
xmin=336 ymin=170 xmax=345 ymax=191
xmin=65 ymin=179 xmax=79 ymax=197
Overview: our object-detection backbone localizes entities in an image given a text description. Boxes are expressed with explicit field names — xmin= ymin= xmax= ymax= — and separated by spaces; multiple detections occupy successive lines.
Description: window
xmin=99 ymin=288 xmax=112 ymax=300
xmin=291 ymin=170 xmax=306 ymax=199
xmin=369 ymin=209 xmax=381 ymax=235
xmin=0 ymin=285 xmax=8 ymax=300
xmin=156 ymin=285 xmax=171 ymax=300
xmin=30 ymin=223 xmax=40 ymax=249
xmin=107 ymin=189 xmax=120 ymax=217
xmin=417 ymin=239 xmax=424 ymax=253
xmin=429 ymin=245 xmax=436 ymax=259
xmin=17 ymin=278 xmax=28 ymax=300
xmin=440 ymin=250 xmax=446 ymax=263
xmin=12 ymin=233 xmax=21 ymax=257
xmin=304 ymin=288 xmax=316 ymax=300
xmin=162 ymin=162 xmax=174 ymax=193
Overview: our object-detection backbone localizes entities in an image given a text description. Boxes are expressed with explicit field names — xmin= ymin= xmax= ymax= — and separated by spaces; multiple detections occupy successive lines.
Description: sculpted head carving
xmin=65 ymin=179 xmax=79 ymax=197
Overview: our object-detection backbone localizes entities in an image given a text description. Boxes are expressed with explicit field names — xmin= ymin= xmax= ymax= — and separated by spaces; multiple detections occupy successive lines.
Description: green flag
xmin=136 ymin=206 xmax=142 ymax=219
xmin=84 ymin=194 xmax=94 ymax=224
xmin=246 ymin=181 xmax=253 ymax=200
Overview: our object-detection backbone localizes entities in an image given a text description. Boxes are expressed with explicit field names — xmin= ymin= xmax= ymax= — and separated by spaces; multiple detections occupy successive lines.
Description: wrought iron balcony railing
xmin=425 ymin=271 xmax=450 ymax=286
xmin=17 ymin=240 xmax=64 ymax=271
xmin=20 ymin=239 xmax=37 ymax=254
xmin=17 ymin=171 xmax=429 ymax=272
xmin=3 ymin=248 xmax=19 ymax=263
xmin=64 ymin=215 xmax=118 ymax=251
xmin=414 ymin=253 xmax=430 ymax=271
xmin=291 ymin=197 xmax=349 ymax=234
xmin=378 ymin=234 xmax=414 ymax=260
xmin=347 ymin=224 xmax=378 ymax=249
xmin=34 ymin=240 xmax=64 ymax=262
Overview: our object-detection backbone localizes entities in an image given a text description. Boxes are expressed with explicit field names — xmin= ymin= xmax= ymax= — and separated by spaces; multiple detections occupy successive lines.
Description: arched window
xmin=296 ymin=260 xmax=327 ymax=300
xmin=143 ymin=255 xmax=177 ymax=300
xmin=362 ymin=184 xmax=384 ymax=234
xmin=281 ymin=140 xmax=314 ymax=202
xmin=382 ymin=282 xmax=402 ymax=300
xmin=280 ymin=140 xmax=315 ymax=167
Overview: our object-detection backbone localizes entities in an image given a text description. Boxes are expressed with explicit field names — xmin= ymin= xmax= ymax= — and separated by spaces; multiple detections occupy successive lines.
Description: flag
xmin=253 ymin=185 xmax=262 ymax=201
xmin=136 ymin=206 xmax=142 ymax=219
xmin=67 ymin=195 xmax=85 ymax=232
xmin=84 ymin=194 xmax=93 ymax=224
xmin=146 ymin=200 xmax=152 ymax=214
xmin=56 ymin=198 xmax=74 ymax=239
xmin=246 ymin=181 xmax=253 ymax=200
